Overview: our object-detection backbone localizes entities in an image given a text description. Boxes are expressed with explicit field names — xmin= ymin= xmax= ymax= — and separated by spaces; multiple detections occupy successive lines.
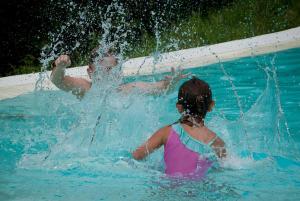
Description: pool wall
xmin=0 ymin=26 xmax=300 ymax=100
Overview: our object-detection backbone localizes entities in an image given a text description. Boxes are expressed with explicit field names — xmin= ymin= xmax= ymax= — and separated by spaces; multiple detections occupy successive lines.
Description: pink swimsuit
xmin=164 ymin=124 xmax=215 ymax=178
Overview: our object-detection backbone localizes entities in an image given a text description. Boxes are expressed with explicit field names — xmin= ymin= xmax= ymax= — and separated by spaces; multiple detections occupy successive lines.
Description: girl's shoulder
xmin=156 ymin=125 xmax=172 ymax=132
xmin=199 ymin=127 xmax=218 ymax=145
xmin=179 ymin=124 xmax=216 ymax=145
xmin=155 ymin=125 xmax=173 ymax=144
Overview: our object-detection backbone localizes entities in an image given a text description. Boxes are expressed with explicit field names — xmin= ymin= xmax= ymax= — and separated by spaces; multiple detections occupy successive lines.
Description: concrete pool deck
xmin=0 ymin=26 xmax=300 ymax=100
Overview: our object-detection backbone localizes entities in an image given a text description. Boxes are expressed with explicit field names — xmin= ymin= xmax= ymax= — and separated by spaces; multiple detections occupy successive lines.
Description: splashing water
xmin=1 ymin=48 xmax=300 ymax=200
xmin=1 ymin=0 xmax=300 ymax=200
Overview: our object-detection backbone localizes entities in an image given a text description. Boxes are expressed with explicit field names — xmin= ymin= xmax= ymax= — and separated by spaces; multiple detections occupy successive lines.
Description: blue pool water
xmin=1 ymin=48 xmax=300 ymax=200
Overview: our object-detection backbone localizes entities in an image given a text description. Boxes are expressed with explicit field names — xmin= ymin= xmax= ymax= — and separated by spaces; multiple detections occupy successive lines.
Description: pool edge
xmin=0 ymin=26 xmax=300 ymax=100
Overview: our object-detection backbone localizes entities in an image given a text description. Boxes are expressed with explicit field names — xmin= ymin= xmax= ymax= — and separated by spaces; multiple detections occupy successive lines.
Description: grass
xmin=8 ymin=54 xmax=41 ymax=76
xmin=126 ymin=0 xmax=300 ymax=58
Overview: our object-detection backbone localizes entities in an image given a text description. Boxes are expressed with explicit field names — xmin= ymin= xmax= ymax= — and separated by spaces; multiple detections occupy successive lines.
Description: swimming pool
xmin=1 ymin=48 xmax=300 ymax=201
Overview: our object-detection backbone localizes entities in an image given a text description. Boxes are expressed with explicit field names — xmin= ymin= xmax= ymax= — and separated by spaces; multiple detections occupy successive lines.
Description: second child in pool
xmin=132 ymin=77 xmax=226 ymax=177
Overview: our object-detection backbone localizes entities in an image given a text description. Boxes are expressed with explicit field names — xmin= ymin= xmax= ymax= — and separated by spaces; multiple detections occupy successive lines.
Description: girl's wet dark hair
xmin=177 ymin=77 xmax=213 ymax=121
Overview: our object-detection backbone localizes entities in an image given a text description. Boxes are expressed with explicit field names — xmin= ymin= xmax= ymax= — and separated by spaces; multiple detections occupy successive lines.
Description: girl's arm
xmin=210 ymin=137 xmax=227 ymax=159
xmin=132 ymin=126 xmax=170 ymax=160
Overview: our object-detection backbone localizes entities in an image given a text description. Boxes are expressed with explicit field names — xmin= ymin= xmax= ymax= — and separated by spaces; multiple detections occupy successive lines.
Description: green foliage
xmin=126 ymin=0 xmax=300 ymax=58
xmin=3 ymin=0 xmax=300 ymax=76
xmin=8 ymin=55 xmax=41 ymax=75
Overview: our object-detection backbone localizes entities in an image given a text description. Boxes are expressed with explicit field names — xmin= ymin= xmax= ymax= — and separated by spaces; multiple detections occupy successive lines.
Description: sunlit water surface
xmin=1 ymin=48 xmax=300 ymax=201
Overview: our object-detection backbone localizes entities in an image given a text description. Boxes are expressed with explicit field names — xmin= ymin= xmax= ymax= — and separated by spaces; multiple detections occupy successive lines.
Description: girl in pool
xmin=132 ymin=77 xmax=226 ymax=177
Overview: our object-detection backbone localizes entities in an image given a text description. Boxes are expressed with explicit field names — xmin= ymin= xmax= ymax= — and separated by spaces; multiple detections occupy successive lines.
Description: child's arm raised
xmin=132 ymin=126 xmax=170 ymax=160
xmin=50 ymin=55 xmax=91 ymax=98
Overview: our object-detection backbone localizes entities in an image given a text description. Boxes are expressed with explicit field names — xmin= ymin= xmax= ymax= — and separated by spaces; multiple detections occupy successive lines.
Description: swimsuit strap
xmin=207 ymin=136 xmax=218 ymax=147
xmin=171 ymin=123 xmax=211 ymax=154
xmin=172 ymin=122 xmax=216 ymax=146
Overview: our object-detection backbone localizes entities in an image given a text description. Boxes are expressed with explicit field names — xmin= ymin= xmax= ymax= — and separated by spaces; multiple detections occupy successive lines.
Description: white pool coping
xmin=1 ymin=26 xmax=300 ymax=100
